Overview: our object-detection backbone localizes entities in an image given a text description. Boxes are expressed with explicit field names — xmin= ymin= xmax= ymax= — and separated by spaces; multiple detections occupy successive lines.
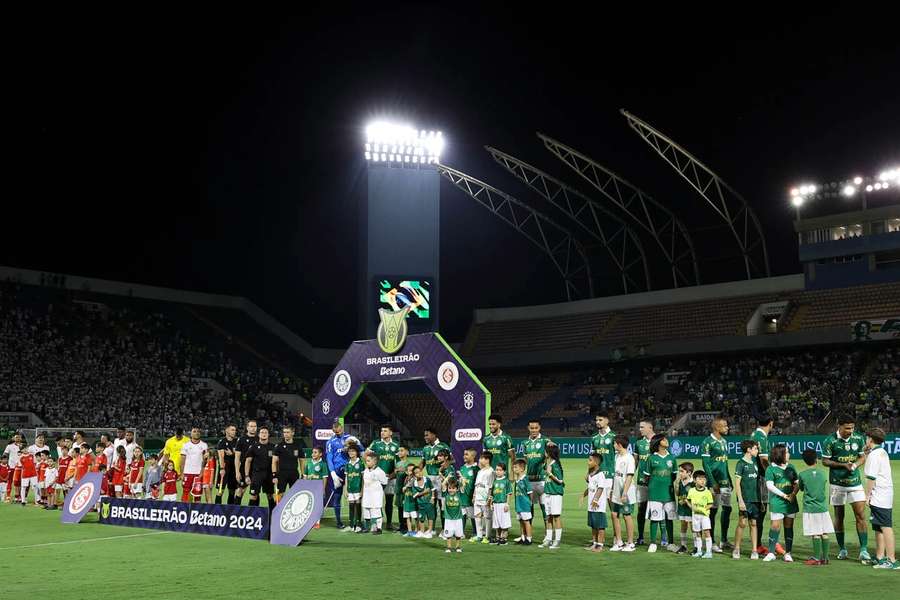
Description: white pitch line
xmin=0 ymin=531 xmax=170 ymax=550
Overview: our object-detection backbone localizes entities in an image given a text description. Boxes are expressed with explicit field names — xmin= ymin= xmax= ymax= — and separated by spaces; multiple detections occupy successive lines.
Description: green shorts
xmin=417 ymin=505 xmax=435 ymax=521
xmin=740 ymin=502 xmax=762 ymax=520
xmin=588 ymin=511 xmax=607 ymax=530
xmin=612 ymin=502 xmax=633 ymax=516
xmin=870 ymin=506 xmax=892 ymax=531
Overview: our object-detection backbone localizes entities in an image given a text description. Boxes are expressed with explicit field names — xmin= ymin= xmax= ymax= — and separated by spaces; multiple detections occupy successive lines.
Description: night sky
xmin=7 ymin=8 xmax=899 ymax=348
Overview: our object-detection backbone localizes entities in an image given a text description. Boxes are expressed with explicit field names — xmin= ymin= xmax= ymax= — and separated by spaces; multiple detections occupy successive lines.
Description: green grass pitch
xmin=4 ymin=459 xmax=898 ymax=598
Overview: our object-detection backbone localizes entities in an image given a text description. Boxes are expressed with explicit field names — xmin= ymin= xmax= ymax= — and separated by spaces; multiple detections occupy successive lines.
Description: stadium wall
xmin=0 ymin=265 xmax=343 ymax=365
xmin=473 ymin=274 xmax=805 ymax=324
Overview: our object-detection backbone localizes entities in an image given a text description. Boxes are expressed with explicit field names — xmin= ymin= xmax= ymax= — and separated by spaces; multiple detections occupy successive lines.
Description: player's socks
xmin=857 ymin=530 xmax=868 ymax=550
xmin=784 ymin=526 xmax=793 ymax=553
xmin=768 ymin=528 xmax=780 ymax=550
xmin=249 ymin=496 xmax=260 ymax=506
xmin=649 ymin=521 xmax=658 ymax=544
xmin=385 ymin=502 xmax=393 ymax=528
xmin=812 ymin=537 xmax=822 ymax=560
xmin=555 ymin=528 xmax=562 ymax=543
xmin=695 ymin=538 xmax=702 ymax=553
xmin=705 ymin=537 xmax=713 ymax=553
xmin=665 ymin=519 xmax=674 ymax=545
xmin=335 ymin=505 xmax=343 ymax=526
xmin=835 ymin=531 xmax=845 ymax=550
xmin=475 ymin=516 xmax=484 ymax=539
xmin=637 ymin=504 xmax=646 ymax=541
xmin=821 ymin=537 xmax=830 ymax=559
xmin=709 ymin=507 xmax=718 ymax=541
xmin=720 ymin=506 xmax=732 ymax=544
xmin=215 ymin=494 xmax=223 ymax=504
xmin=755 ymin=513 xmax=765 ymax=545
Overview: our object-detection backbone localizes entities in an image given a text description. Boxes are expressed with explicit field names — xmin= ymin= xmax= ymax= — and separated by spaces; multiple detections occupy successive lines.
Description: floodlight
xmin=874 ymin=183 xmax=883 ymax=190
xmin=853 ymin=176 xmax=863 ymax=185
xmin=842 ymin=185 xmax=856 ymax=197
xmin=791 ymin=196 xmax=804 ymax=207
xmin=866 ymin=185 xmax=874 ymax=192
xmin=790 ymin=188 xmax=799 ymax=197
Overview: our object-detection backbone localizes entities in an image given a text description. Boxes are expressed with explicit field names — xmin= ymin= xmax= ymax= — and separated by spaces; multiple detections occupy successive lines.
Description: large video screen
xmin=377 ymin=278 xmax=431 ymax=319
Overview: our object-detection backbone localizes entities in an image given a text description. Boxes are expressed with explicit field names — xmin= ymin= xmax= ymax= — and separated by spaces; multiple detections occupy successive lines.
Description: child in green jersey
xmin=798 ymin=449 xmax=834 ymax=565
xmin=674 ymin=462 xmax=695 ymax=554
xmin=395 ymin=446 xmax=410 ymax=534
xmin=539 ymin=444 xmax=565 ymax=549
xmin=763 ymin=444 xmax=799 ymax=563
xmin=489 ymin=463 xmax=513 ymax=545
xmin=412 ymin=464 xmax=436 ymax=538
xmin=641 ymin=433 xmax=677 ymax=553
xmin=443 ymin=479 xmax=464 ymax=553
xmin=512 ymin=459 xmax=533 ymax=545
xmin=734 ymin=440 xmax=761 ymax=560
xmin=344 ymin=445 xmax=364 ymax=532
xmin=401 ymin=463 xmax=419 ymax=537
xmin=581 ymin=452 xmax=608 ymax=552
xmin=458 ymin=448 xmax=479 ymax=539
xmin=304 ymin=447 xmax=327 ymax=529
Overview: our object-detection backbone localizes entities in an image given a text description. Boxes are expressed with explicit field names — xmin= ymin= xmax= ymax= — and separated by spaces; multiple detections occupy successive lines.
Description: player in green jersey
xmin=591 ymin=412 xmax=615 ymax=517
xmin=763 ymin=444 xmax=799 ymax=563
xmin=733 ymin=439 xmax=761 ymax=559
xmin=303 ymin=447 xmax=327 ymax=529
xmin=798 ymin=449 xmax=834 ymax=565
xmin=750 ymin=415 xmax=773 ymax=553
xmin=635 ymin=420 xmax=654 ymax=545
xmin=674 ymin=462 xmax=695 ymax=553
xmin=484 ymin=414 xmax=515 ymax=471
xmin=540 ymin=444 xmax=565 ymax=549
xmin=821 ymin=414 xmax=870 ymax=561
xmin=512 ymin=459 xmax=533 ymax=545
xmin=422 ymin=427 xmax=450 ymax=527
xmin=369 ymin=424 xmax=400 ymax=530
xmin=642 ymin=433 xmax=678 ymax=553
xmin=521 ymin=420 xmax=553 ymax=535
xmin=442 ymin=479 xmax=464 ymax=552
xmin=700 ymin=417 xmax=733 ymax=552
xmin=394 ymin=446 xmax=410 ymax=533
xmin=344 ymin=445 xmax=364 ymax=532
xmin=457 ymin=448 xmax=478 ymax=537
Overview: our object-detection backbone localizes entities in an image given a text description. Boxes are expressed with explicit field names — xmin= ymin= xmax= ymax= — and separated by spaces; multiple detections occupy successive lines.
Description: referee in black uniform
xmin=215 ymin=424 xmax=239 ymax=505
xmin=244 ymin=425 xmax=275 ymax=514
xmin=272 ymin=425 xmax=303 ymax=496
xmin=232 ymin=420 xmax=257 ymax=505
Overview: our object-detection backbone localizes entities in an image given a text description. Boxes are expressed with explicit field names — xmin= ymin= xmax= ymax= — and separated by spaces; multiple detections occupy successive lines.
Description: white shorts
xmin=403 ymin=510 xmax=418 ymax=519
xmin=646 ymin=501 xmax=677 ymax=521
xmin=464 ymin=506 xmax=475 ymax=519
xmin=830 ymin=485 xmax=865 ymax=506
xmin=428 ymin=476 xmax=443 ymax=500
xmin=163 ymin=494 xmax=177 ymax=501
xmin=492 ymin=504 xmax=512 ymax=529
xmin=636 ymin=485 xmax=648 ymax=503
xmin=37 ymin=481 xmax=46 ymax=490
xmin=518 ymin=511 xmax=533 ymax=521
xmin=362 ymin=507 xmax=381 ymax=520
xmin=383 ymin=483 xmax=394 ymax=496
xmin=770 ymin=512 xmax=797 ymax=521
xmin=443 ymin=518 xmax=464 ymax=539
xmin=679 ymin=515 xmax=693 ymax=523
xmin=22 ymin=476 xmax=37 ymax=489
xmin=712 ymin=487 xmax=732 ymax=508
xmin=0 ymin=483 xmax=6 ymax=495
xmin=54 ymin=483 xmax=67 ymax=491
xmin=347 ymin=493 xmax=361 ymax=502
xmin=114 ymin=485 xmax=123 ymax=493
xmin=474 ymin=503 xmax=490 ymax=518
xmin=130 ymin=483 xmax=143 ymax=494
xmin=802 ymin=512 xmax=835 ymax=536
xmin=545 ymin=495 xmax=563 ymax=516
xmin=692 ymin=515 xmax=711 ymax=533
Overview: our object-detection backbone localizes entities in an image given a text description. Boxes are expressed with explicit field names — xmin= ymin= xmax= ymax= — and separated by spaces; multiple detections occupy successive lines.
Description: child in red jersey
xmin=43 ymin=458 xmax=58 ymax=510
xmin=99 ymin=464 xmax=110 ymax=498
xmin=92 ymin=442 xmax=108 ymax=473
xmin=56 ymin=450 xmax=73 ymax=504
xmin=201 ymin=454 xmax=216 ymax=503
xmin=112 ymin=446 xmax=127 ymax=498
xmin=162 ymin=462 xmax=179 ymax=501
xmin=19 ymin=447 xmax=37 ymax=505
xmin=75 ymin=445 xmax=92 ymax=483
xmin=36 ymin=451 xmax=49 ymax=506
xmin=128 ymin=447 xmax=145 ymax=498
xmin=0 ymin=454 xmax=9 ymax=500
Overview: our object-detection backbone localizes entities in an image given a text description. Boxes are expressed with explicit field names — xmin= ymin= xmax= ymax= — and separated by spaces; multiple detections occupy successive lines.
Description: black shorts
xmin=222 ymin=468 xmax=238 ymax=491
xmin=276 ymin=473 xmax=299 ymax=493
xmin=250 ymin=473 xmax=274 ymax=496
xmin=740 ymin=502 xmax=762 ymax=520
xmin=870 ymin=506 xmax=892 ymax=531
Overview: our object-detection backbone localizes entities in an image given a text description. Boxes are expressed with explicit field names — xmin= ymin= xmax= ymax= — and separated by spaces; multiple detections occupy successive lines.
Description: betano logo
xmin=315 ymin=429 xmax=335 ymax=441
xmin=455 ymin=428 xmax=482 ymax=442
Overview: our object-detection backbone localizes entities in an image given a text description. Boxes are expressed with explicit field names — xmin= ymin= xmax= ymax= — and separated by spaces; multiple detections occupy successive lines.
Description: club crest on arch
xmin=377 ymin=306 xmax=410 ymax=354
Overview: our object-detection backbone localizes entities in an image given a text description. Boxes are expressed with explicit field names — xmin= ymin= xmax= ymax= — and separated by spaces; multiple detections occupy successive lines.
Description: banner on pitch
xmin=269 ymin=479 xmax=325 ymax=546
xmin=98 ymin=498 xmax=270 ymax=540
xmin=61 ymin=472 xmax=104 ymax=524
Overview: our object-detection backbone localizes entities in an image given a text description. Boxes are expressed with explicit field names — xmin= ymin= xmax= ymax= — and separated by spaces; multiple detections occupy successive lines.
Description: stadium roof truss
xmin=621 ymin=110 xmax=771 ymax=279
xmin=437 ymin=164 xmax=594 ymax=301
xmin=537 ymin=132 xmax=700 ymax=288
xmin=485 ymin=146 xmax=651 ymax=293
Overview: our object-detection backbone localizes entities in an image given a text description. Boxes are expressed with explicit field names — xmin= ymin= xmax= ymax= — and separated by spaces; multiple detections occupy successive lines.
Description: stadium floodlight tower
xmin=359 ymin=121 xmax=443 ymax=339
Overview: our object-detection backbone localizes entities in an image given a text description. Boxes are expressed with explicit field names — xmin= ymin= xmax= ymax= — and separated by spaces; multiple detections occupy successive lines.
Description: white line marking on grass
xmin=0 ymin=531 xmax=170 ymax=550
